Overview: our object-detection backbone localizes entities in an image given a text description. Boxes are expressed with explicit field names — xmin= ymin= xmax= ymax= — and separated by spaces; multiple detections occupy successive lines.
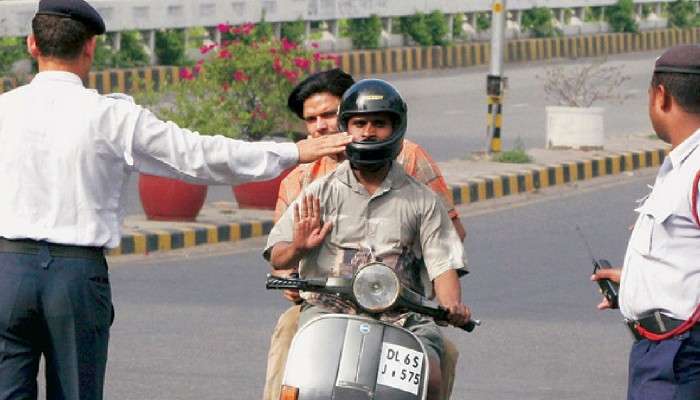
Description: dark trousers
xmin=628 ymin=326 xmax=700 ymax=400
xmin=0 ymin=247 xmax=113 ymax=400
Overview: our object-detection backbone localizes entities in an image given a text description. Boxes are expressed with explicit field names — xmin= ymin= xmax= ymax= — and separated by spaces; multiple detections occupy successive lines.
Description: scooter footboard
xmin=283 ymin=314 xmax=429 ymax=400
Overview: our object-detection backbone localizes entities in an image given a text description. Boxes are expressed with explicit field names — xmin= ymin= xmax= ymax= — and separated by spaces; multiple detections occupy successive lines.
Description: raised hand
xmin=292 ymin=195 xmax=332 ymax=252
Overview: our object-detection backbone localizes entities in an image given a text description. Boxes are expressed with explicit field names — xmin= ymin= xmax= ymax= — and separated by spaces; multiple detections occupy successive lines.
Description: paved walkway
xmin=110 ymin=135 xmax=667 ymax=256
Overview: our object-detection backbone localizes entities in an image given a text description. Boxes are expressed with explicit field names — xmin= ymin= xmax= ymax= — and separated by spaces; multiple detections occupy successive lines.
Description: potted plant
xmin=541 ymin=59 xmax=631 ymax=150
xmin=135 ymin=22 xmax=338 ymax=217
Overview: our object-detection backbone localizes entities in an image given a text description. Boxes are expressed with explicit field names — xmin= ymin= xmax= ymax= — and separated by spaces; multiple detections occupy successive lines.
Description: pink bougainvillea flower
xmin=311 ymin=42 xmax=320 ymax=49
xmin=272 ymin=57 xmax=283 ymax=72
xmin=232 ymin=26 xmax=243 ymax=35
xmin=241 ymin=22 xmax=255 ymax=36
xmin=281 ymin=37 xmax=297 ymax=52
xmin=294 ymin=57 xmax=311 ymax=71
xmin=199 ymin=43 xmax=217 ymax=55
xmin=313 ymin=52 xmax=322 ymax=62
xmin=269 ymin=47 xmax=277 ymax=54
xmin=218 ymin=49 xmax=232 ymax=59
xmin=282 ymin=69 xmax=299 ymax=83
xmin=193 ymin=63 xmax=202 ymax=74
xmin=222 ymin=82 xmax=230 ymax=92
xmin=217 ymin=23 xmax=231 ymax=33
xmin=233 ymin=70 xmax=249 ymax=82
xmin=179 ymin=67 xmax=194 ymax=81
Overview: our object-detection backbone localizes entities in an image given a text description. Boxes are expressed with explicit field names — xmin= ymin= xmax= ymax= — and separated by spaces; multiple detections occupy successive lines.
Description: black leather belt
xmin=0 ymin=238 xmax=104 ymax=260
xmin=636 ymin=312 xmax=685 ymax=334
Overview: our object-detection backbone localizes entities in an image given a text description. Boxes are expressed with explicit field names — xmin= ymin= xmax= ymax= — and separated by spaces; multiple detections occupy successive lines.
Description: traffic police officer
xmin=0 ymin=1 xmax=349 ymax=399
xmin=593 ymin=44 xmax=700 ymax=399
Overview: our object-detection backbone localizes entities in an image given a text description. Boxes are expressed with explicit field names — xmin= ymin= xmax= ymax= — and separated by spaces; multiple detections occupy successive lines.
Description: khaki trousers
xmin=262 ymin=305 xmax=459 ymax=400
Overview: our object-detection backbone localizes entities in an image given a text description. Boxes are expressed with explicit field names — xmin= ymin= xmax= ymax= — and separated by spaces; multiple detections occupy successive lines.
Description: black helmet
xmin=338 ymin=79 xmax=407 ymax=169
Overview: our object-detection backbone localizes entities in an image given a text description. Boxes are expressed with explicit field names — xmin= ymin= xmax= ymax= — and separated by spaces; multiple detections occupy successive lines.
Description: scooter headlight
xmin=353 ymin=262 xmax=400 ymax=313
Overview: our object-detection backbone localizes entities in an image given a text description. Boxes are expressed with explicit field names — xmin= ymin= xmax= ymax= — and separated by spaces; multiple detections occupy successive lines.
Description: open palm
xmin=292 ymin=195 xmax=332 ymax=251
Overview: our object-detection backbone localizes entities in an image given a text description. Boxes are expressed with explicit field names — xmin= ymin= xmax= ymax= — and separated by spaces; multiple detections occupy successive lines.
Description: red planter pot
xmin=138 ymin=174 xmax=208 ymax=221
xmin=232 ymin=167 xmax=294 ymax=210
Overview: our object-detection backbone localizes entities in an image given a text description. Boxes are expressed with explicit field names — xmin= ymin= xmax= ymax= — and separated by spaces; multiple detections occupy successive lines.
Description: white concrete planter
xmin=545 ymin=106 xmax=604 ymax=150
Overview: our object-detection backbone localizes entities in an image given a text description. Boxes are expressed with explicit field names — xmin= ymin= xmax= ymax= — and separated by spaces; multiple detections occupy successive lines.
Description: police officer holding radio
xmin=592 ymin=45 xmax=700 ymax=399
xmin=0 ymin=1 xmax=350 ymax=399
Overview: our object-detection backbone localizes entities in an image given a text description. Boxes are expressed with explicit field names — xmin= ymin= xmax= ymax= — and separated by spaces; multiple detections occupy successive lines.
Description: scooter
xmin=266 ymin=261 xmax=480 ymax=400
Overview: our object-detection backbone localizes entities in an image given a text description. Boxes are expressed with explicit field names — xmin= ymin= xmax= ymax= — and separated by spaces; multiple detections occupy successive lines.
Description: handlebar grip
xmin=436 ymin=306 xmax=480 ymax=332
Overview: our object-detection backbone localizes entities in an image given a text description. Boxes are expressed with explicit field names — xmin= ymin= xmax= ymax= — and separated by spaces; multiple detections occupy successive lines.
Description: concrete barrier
xmin=1 ymin=28 xmax=698 ymax=95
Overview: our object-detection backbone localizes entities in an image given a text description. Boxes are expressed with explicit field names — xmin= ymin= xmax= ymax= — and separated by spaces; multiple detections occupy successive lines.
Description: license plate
xmin=376 ymin=342 xmax=424 ymax=395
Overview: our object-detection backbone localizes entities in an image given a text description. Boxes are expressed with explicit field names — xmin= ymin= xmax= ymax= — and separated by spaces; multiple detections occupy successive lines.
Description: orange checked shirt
xmin=274 ymin=139 xmax=458 ymax=223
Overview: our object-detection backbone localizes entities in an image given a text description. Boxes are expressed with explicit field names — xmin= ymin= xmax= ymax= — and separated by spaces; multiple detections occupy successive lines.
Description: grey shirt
xmin=264 ymin=160 xmax=465 ymax=301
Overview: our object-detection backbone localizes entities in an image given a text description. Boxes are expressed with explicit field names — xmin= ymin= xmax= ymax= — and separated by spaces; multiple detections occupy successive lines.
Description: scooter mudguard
xmin=283 ymin=314 xmax=429 ymax=400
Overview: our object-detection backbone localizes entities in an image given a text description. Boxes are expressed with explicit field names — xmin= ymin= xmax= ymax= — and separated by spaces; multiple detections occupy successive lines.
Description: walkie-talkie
xmin=575 ymin=226 xmax=620 ymax=309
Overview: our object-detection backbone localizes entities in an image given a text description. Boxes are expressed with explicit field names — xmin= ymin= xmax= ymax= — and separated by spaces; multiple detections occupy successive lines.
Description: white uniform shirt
xmin=620 ymin=129 xmax=700 ymax=321
xmin=0 ymin=71 xmax=298 ymax=248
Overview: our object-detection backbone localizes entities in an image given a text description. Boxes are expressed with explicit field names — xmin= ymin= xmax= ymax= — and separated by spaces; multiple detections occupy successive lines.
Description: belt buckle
xmin=624 ymin=319 xmax=644 ymax=341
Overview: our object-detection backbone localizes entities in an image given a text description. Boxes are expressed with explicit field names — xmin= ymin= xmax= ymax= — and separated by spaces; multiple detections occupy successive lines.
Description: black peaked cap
xmin=654 ymin=45 xmax=700 ymax=75
xmin=36 ymin=0 xmax=106 ymax=35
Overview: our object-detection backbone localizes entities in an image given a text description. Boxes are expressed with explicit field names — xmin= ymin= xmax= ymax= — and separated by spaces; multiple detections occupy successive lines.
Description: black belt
xmin=626 ymin=311 xmax=695 ymax=340
xmin=0 ymin=238 xmax=104 ymax=260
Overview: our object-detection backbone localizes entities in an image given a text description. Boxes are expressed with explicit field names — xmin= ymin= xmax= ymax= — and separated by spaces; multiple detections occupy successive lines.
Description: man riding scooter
xmin=264 ymin=79 xmax=471 ymax=400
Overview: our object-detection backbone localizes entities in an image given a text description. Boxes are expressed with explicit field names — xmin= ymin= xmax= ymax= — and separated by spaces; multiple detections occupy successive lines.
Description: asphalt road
xmin=122 ymin=50 xmax=661 ymax=216
xmin=98 ymin=170 xmax=656 ymax=400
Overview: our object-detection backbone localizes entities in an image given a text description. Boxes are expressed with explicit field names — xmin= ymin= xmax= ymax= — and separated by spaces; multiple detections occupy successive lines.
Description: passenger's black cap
xmin=35 ymin=0 xmax=106 ymax=35
xmin=654 ymin=45 xmax=700 ymax=75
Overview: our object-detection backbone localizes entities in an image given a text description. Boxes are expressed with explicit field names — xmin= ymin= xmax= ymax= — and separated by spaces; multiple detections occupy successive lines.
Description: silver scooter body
xmin=283 ymin=314 xmax=429 ymax=400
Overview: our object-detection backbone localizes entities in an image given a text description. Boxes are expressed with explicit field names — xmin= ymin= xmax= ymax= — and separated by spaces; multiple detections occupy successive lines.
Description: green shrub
xmin=521 ymin=7 xmax=560 ymax=38
xmin=400 ymin=13 xmax=432 ymax=46
xmin=606 ymin=0 xmax=638 ymax=33
xmin=426 ymin=10 xmax=449 ymax=45
xmin=453 ymin=13 xmax=466 ymax=39
xmin=93 ymin=31 xmax=150 ymax=70
xmin=400 ymin=11 xmax=449 ymax=46
xmin=667 ymin=0 xmax=697 ymax=28
xmin=281 ymin=20 xmax=306 ymax=43
xmin=492 ymin=139 xmax=532 ymax=163
xmin=348 ymin=15 xmax=383 ymax=49
xmin=155 ymin=29 xmax=188 ymax=66
xmin=0 ymin=37 xmax=27 ymax=76
xmin=585 ymin=7 xmax=604 ymax=22
xmin=641 ymin=4 xmax=653 ymax=18
xmin=476 ymin=13 xmax=491 ymax=32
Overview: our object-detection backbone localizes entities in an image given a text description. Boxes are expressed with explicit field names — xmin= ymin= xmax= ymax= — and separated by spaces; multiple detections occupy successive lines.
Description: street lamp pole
xmin=487 ymin=0 xmax=507 ymax=153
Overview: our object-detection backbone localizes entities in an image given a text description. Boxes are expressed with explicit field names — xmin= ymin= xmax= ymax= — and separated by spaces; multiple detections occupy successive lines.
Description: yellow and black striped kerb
xmin=449 ymin=148 xmax=669 ymax=206
xmin=108 ymin=220 xmax=273 ymax=256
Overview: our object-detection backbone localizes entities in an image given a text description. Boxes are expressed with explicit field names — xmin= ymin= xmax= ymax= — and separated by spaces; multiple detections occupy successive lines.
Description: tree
xmin=348 ymin=15 xmax=383 ymax=49
xmin=606 ymin=0 xmax=638 ymax=33
xmin=521 ymin=7 xmax=560 ymax=38
xmin=155 ymin=29 xmax=188 ymax=66
xmin=0 ymin=37 xmax=27 ymax=76
xmin=667 ymin=0 xmax=697 ymax=28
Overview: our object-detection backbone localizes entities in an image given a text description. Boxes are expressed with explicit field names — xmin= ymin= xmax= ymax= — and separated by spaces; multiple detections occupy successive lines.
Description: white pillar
xmin=558 ymin=9 xmax=566 ymax=25
xmin=273 ymin=23 xmax=282 ymax=39
xmin=329 ymin=20 xmax=339 ymax=38
xmin=305 ymin=21 xmax=311 ymax=39
xmin=383 ymin=17 xmax=392 ymax=34
xmin=111 ymin=32 xmax=122 ymax=51
xmin=576 ymin=7 xmax=585 ymax=21
xmin=447 ymin=14 xmax=455 ymax=41
xmin=144 ymin=30 xmax=156 ymax=65
xmin=515 ymin=10 xmax=522 ymax=25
